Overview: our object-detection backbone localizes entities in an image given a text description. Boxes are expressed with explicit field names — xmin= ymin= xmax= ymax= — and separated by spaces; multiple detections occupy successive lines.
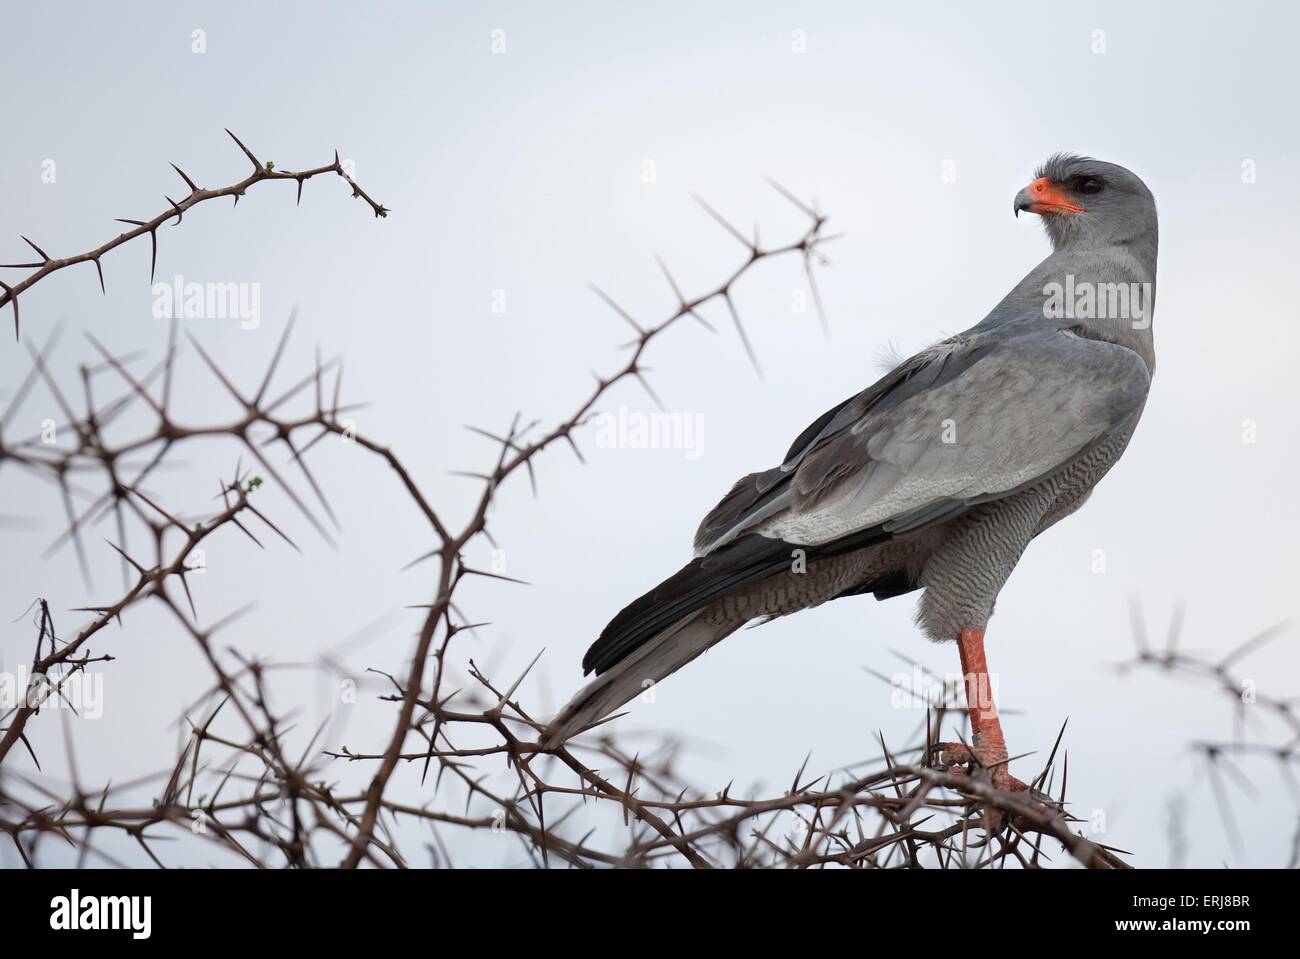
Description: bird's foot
xmin=930 ymin=739 xmax=1054 ymax=834
xmin=933 ymin=740 xmax=1027 ymax=793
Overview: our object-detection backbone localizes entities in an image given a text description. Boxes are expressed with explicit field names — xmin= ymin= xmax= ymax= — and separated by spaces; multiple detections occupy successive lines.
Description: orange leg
xmin=938 ymin=628 xmax=1026 ymax=792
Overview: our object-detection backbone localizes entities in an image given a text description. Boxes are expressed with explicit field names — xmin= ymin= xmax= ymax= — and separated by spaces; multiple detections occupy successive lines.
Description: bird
xmin=544 ymin=153 xmax=1158 ymax=791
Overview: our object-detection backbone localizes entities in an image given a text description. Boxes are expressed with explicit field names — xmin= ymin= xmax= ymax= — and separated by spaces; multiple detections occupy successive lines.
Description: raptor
xmin=547 ymin=154 xmax=1158 ymax=791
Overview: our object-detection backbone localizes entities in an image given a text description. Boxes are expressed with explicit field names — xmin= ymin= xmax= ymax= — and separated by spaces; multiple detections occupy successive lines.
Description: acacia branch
xmin=0 ymin=129 xmax=389 ymax=340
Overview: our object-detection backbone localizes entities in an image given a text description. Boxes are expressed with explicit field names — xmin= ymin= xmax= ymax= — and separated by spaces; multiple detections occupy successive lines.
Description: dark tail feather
xmin=582 ymin=535 xmax=791 ymax=676
xmin=544 ymin=537 xmax=791 ymax=748
xmin=582 ymin=524 xmax=897 ymax=677
xmin=543 ymin=613 xmax=743 ymax=747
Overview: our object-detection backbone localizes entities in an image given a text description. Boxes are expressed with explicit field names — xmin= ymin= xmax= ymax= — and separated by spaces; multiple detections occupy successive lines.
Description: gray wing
xmin=694 ymin=328 xmax=1150 ymax=554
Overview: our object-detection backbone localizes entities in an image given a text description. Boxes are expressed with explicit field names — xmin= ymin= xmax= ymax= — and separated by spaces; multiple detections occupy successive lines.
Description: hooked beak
xmin=1014 ymin=177 xmax=1085 ymax=217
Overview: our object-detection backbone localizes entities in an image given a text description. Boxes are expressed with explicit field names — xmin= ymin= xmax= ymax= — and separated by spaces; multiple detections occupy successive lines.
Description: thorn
xmin=169 ymin=163 xmax=200 ymax=194
xmin=803 ymin=250 xmax=830 ymax=338
xmin=655 ymin=255 xmax=685 ymax=304
xmin=563 ymin=433 xmax=586 ymax=465
xmin=588 ymin=284 xmax=643 ymax=335
xmin=103 ymin=538 xmax=147 ymax=574
xmin=225 ymin=128 xmax=261 ymax=170
xmin=21 ymin=236 xmax=51 ymax=262
xmin=764 ymin=176 xmax=817 ymax=220
xmin=0 ymin=280 xmax=16 ymax=341
xmin=1129 ymin=596 xmax=1149 ymax=657
xmin=1032 ymin=718 xmax=1070 ymax=793
xmin=692 ymin=195 xmax=752 ymax=251
xmin=633 ymin=369 xmax=664 ymax=411
xmin=493 ymin=648 xmax=546 ymax=712
xmin=686 ymin=309 xmax=718 ymax=334
xmin=723 ymin=292 xmax=764 ymax=380
xmin=1219 ymin=618 xmax=1291 ymax=669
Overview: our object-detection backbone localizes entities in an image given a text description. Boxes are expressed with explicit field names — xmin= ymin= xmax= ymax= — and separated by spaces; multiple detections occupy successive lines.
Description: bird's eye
xmin=1077 ymin=177 xmax=1105 ymax=196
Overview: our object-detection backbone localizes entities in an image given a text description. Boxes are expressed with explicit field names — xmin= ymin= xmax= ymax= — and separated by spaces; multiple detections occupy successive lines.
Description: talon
xmin=934 ymin=739 xmax=1027 ymax=793
xmin=934 ymin=741 xmax=975 ymax=768
xmin=988 ymin=766 xmax=1029 ymax=793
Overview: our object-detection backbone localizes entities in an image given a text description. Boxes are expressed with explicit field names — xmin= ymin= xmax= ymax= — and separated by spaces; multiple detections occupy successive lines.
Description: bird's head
xmin=1014 ymin=153 xmax=1157 ymax=251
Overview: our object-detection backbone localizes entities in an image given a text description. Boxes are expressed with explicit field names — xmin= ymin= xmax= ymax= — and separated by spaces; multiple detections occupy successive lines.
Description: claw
xmin=934 ymin=740 xmax=1027 ymax=793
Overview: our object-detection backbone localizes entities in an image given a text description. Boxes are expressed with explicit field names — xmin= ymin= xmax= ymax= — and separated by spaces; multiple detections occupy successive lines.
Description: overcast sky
xmin=2 ymin=1 xmax=1298 ymax=867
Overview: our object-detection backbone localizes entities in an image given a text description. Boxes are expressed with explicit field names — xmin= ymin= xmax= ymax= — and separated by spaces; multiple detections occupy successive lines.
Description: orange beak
xmin=1013 ymin=177 xmax=1085 ymax=216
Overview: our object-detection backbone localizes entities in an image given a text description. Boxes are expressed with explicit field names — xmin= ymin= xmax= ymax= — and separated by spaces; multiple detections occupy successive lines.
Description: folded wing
xmin=697 ymin=327 xmax=1150 ymax=554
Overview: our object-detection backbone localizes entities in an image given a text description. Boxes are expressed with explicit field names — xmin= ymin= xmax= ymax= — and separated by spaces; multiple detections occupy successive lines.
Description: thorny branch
xmin=1117 ymin=603 xmax=1297 ymax=856
xmin=0 ymin=129 xmax=388 ymax=340
xmin=2 ymin=138 xmax=1272 ymax=869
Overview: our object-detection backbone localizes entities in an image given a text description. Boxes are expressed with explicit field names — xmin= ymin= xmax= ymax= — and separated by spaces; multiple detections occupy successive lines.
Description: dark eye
xmin=1077 ymin=177 xmax=1105 ymax=196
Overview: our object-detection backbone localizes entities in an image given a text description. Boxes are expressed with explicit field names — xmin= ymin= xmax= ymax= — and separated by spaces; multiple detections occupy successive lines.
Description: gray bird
xmin=546 ymin=154 xmax=1158 ymax=789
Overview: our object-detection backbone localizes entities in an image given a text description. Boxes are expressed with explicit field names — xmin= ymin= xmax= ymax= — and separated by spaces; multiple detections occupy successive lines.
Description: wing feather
xmin=696 ymin=328 xmax=1149 ymax=553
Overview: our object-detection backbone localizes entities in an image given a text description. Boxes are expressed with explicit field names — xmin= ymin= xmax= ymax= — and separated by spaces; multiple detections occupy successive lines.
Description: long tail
xmin=542 ymin=529 xmax=900 ymax=748
xmin=542 ymin=611 xmax=743 ymax=747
